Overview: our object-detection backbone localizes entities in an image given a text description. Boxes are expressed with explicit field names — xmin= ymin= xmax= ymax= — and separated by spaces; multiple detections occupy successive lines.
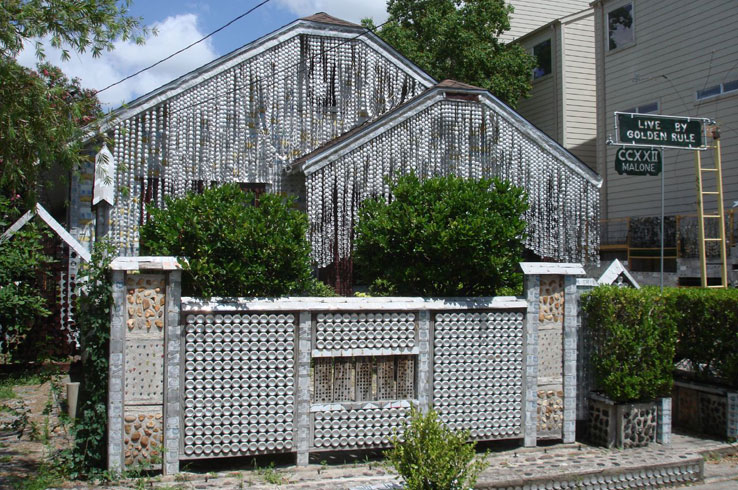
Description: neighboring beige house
xmin=515 ymin=7 xmax=597 ymax=170
xmin=593 ymin=0 xmax=738 ymax=284
xmin=505 ymin=0 xmax=737 ymax=284
xmin=500 ymin=0 xmax=592 ymax=43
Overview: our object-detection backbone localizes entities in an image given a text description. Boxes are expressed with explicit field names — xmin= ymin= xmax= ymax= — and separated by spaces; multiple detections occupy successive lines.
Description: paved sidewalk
xmin=79 ymin=433 xmax=737 ymax=490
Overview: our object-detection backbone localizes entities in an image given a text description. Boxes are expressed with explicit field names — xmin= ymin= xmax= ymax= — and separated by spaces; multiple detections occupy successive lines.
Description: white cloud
xmin=16 ymin=14 xmax=219 ymax=109
xmin=276 ymin=0 xmax=388 ymax=24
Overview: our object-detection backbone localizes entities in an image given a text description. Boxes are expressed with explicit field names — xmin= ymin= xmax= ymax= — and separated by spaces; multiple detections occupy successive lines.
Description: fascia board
xmin=83 ymin=21 xmax=435 ymax=139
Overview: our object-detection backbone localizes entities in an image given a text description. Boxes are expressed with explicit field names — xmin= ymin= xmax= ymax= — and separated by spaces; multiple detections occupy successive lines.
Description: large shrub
xmin=583 ymin=286 xmax=677 ymax=403
xmin=0 ymin=197 xmax=54 ymax=361
xmin=140 ymin=184 xmax=322 ymax=298
xmin=386 ymin=407 xmax=487 ymax=490
xmin=354 ymin=173 xmax=528 ymax=296
xmin=667 ymin=288 xmax=738 ymax=387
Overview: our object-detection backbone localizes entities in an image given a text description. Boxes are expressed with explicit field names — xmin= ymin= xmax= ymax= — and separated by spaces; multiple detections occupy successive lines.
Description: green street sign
xmin=615 ymin=147 xmax=662 ymax=176
xmin=617 ymin=113 xmax=704 ymax=148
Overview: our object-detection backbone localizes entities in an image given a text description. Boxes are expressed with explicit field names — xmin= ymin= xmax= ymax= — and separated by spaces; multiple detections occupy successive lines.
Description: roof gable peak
xmin=299 ymin=12 xmax=361 ymax=28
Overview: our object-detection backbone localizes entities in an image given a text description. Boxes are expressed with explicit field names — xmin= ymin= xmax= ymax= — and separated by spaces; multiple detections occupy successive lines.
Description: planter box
xmin=673 ymin=379 xmax=738 ymax=440
xmin=588 ymin=394 xmax=671 ymax=448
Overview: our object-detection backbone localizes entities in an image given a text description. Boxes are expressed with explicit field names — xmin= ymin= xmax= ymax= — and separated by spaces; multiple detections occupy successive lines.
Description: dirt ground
xmin=0 ymin=372 xmax=73 ymax=489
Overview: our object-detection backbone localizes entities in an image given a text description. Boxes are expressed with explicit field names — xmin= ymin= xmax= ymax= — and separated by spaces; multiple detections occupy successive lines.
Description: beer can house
xmin=73 ymin=13 xmax=601 ymax=293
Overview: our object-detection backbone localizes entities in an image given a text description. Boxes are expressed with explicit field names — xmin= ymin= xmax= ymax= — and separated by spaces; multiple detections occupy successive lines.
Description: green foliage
xmin=66 ymin=241 xmax=115 ymax=477
xmin=354 ymin=173 xmax=527 ymax=296
xmin=1 ymin=1 xmax=149 ymax=200
xmin=0 ymin=196 xmax=54 ymax=360
xmin=0 ymin=0 xmax=149 ymax=60
xmin=665 ymin=288 xmax=738 ymax=387
xmin=364 ymin=0 xmax=535 ymax=107
xmin=140 ymin=184 xmax=322 ymax=298
xmin=0 ymin=58 xmax=102 ymax=200
xmin=582 ymin=286 xmax=677 ymax=402
xmin=386 ymin=407 xmax=487 ymax=490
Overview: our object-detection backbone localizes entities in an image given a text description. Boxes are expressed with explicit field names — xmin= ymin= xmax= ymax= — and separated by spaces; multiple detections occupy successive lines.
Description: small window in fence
xmin=313 ymin=355 xmax=416 ymax=403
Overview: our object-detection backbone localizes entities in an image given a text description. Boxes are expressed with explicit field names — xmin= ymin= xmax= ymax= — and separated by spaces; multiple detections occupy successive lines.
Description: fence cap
xmin=181 ymin=295 xmax=527 ymax=312
xmin=519 ymin=262 xmax=585 ymax=276
xmin=110 ymin=256 xmax=184 ymax=271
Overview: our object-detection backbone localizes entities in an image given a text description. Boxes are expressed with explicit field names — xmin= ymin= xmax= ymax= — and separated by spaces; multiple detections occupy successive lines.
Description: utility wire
xmin=148 ymin=18 xmax=392 ymax=119
xmin=96 ymin=0 xmax=272 ymax=94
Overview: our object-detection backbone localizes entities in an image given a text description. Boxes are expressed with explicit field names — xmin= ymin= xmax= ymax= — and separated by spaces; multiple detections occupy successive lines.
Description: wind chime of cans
xmin=306 ymin=98 xmax=600 ymax=268
xmin=108 ymin=34 xmax=424 ymax=255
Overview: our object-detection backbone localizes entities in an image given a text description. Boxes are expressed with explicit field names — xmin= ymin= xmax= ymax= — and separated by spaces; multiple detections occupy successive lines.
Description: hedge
xmin=583 ymin=286 xmax=738 ymax=402
xmin=667 ymin=288 xmax=738 ymax=387
xmin=582 ymin=286 xmax=677 ymax=403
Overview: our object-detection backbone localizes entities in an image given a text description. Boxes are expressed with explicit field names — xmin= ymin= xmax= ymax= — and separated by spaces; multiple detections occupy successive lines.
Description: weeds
xmin=255 ymin=461 xmax=286 ymax=485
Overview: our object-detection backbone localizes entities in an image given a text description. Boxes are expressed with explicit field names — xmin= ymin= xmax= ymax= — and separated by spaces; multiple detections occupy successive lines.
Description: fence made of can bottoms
xmin=178 ymin=297 xmax=528 ymax=464
xmin=107 ymin=258 xmax=583 ymax=474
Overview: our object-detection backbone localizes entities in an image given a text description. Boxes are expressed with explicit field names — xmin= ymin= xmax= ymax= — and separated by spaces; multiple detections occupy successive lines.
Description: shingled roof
xmin=301 ymin=12 xmax=361 ymax=27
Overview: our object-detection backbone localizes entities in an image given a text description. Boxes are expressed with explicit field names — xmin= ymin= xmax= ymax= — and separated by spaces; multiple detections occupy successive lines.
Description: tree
xmin=364 ymin=0 xmax=535 ymax=107
xmin=140 ymin=184 xmax=330 ymax=298
xmin=0 ymin=0 xmax=149 ymax=200
xmin=354 ymin=173 xmax=528 ymax=296
xmin=0 ymin=60 xmax=101 ymax=199
xmin=0 ymin=0 xmax=148 ymax=60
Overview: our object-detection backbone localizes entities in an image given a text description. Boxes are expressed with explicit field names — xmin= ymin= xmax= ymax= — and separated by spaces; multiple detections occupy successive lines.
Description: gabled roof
xmin=86 ymin=13 xmax=435 ymax=136
xmin=300 ymin=12 xmax=361 ymax=27
xmin=1 ymin=204 xmax=91 ymax=262
xmin=596 ymin=259 xmax=640 ymax=288
xmin=293 ymin=80 xmax=602 ymax=187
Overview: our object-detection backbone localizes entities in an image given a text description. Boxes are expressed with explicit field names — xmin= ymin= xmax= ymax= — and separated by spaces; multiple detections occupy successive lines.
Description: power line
xmin=154 ymin=19 xmax=392 ymax=119
xmin=96 ymin=0 xmax=272 ymax=95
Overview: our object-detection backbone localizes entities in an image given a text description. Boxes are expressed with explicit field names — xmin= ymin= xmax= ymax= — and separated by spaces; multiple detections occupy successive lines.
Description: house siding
xmin=595 ymin=0 xmax=738 ymax=220
xmin=501 ymin=0 xmax=591 ymax=43
xmin=516 ymin=10 xmax=597 ymax=171
xmin=561 ymin=11 xmax=597 ymax=170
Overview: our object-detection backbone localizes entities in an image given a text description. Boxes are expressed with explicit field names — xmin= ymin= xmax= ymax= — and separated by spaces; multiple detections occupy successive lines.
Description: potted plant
xmin=583 ymin=286 xmax=677 ymax=448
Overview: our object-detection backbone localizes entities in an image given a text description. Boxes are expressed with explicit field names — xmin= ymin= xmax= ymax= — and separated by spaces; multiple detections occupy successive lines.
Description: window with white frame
xmin=532 ymin=39 xmax=552 ymax=80
xmin=608 ymin=2 xmax=634 ymax=51
xmin=696 ymin=79 xmax=738 ymax=100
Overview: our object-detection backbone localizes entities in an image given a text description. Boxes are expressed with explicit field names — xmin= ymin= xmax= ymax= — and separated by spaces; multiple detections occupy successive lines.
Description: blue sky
xmin=17 ymin=0 xmax=389 ymax=109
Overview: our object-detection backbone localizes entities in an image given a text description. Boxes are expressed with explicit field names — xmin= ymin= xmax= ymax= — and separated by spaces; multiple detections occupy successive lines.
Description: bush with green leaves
xmin=666 ymin=288 xmax=738 ymax=387
xmin=583 ymin=286 xmax=677 ymax=402
xmin=386 ymin=406 xmax=487 ymax=490
xmin=354 ymin=173 xmax=527 ymax=296
xmin=140 ymin=184 xmax=328 ymax=298
xmin=0 ymin=197 xmax=54 ymax=361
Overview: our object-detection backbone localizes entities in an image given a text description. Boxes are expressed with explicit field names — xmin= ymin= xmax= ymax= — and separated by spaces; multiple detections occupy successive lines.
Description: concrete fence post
xmin=107 ymin=257 xmax=182 ymax=474
xmin=295 ymin=310 xmax=312 ymax=466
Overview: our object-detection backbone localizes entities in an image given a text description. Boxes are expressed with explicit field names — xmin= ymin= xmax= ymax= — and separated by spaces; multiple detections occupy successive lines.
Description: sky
xmin=16 ymin=0 xmax=389 ymax=110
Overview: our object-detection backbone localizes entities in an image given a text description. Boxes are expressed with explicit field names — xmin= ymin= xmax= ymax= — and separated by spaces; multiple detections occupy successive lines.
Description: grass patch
xmin=0 ymin=385 xmax=15 ymax=399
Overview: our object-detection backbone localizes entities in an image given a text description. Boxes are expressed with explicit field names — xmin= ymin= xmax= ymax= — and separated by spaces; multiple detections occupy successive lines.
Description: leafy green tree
xmin=364 ymin=0 xmax=535 ymax=106
xmin=0 ymin=0 xmax=148 ymax=60
xmin=0 ymin=0 xmax=149 ymax=200
xmin=140 ymin=184 xmax=329 ymax=298
xmin=354 ymin=173 xmax=528 ymax=296
xmin=0 ymin=60 xmax=101 ymax=199
xmin=386 ymin=406 xmax=488 ymax=490
xmin=0 ymin=196 xmax=54 ymax=360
